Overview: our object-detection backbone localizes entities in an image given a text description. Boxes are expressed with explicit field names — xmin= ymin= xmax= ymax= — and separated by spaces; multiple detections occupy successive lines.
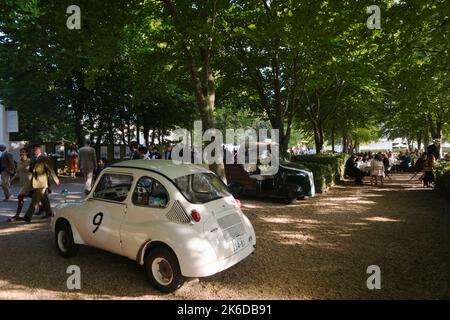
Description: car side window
xmin=132 ymin=176 xmax=169 ymax=208
xmin=93 ymin=174 xmax=133 ymax=202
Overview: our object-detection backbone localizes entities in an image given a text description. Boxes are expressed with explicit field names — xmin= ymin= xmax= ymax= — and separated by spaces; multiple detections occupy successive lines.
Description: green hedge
xmin=291 ymin=153 xmax=349 ymax=193
xmin=291 ymin=153 xmax=348 ymax=179
xmin=435 ymin=160 xmax=450 ymax=198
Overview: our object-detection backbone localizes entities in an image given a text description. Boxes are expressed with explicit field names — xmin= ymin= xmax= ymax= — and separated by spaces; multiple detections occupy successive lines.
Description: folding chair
xmin=384 ymin=167 xmax=392 ymax=180
xmin=408 ymin=171 xmax=423 ymax=183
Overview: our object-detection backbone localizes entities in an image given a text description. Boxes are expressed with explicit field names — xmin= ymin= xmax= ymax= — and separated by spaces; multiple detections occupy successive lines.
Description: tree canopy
xmin=0 ymin=0 xmax=448 ymax=159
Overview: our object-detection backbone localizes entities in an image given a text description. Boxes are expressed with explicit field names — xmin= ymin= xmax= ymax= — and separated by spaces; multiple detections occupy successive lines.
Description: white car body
xmin=51 ymin=160 xmax=256 ymax=290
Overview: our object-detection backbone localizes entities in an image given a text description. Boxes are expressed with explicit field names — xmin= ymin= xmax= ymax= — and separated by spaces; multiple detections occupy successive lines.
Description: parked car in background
xmin=225 ymin=142 xmax=315 ymax=204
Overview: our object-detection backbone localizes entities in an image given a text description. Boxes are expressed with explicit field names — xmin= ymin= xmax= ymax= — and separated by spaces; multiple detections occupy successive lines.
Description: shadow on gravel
xmin=0 ymin=221 xmax=166 ymax=298
xmin=0 ymin=174 xmax=449 ymax=299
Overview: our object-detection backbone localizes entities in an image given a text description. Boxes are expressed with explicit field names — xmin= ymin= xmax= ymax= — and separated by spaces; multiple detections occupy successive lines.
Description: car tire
xmin=282 ymin=189 xmax=297 ymax=204
xmin=55 ymin=221 xmax=79 ymax=258
xmin=283 ymin=195 xmax=296 ymax=204
xmin=145 ymin=246 xmax=185 ymax=293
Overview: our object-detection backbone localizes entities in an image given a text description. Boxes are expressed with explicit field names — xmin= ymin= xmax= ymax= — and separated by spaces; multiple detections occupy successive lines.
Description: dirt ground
xmin=0 ymin=174 xmax=449 ymax=299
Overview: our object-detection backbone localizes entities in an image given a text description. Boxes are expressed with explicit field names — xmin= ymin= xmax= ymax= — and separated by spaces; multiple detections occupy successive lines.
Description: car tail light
xmin=191 ymin=209 xmax=201 ymax=222
xmin=235 ymin=199 xmax=241 ymax=208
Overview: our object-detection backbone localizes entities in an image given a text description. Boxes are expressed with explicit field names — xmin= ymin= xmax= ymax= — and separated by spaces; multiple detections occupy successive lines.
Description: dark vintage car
xmin=225 ymin=161 xmax=315 ymax=204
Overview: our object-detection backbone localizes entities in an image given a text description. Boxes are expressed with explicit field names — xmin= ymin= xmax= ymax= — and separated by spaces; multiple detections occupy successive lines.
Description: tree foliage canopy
xmin=0 ymin=0 xmax=448 ymax=154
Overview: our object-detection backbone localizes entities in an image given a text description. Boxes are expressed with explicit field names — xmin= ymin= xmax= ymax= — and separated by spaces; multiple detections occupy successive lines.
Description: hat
xmin=0 ymin=143 xmax=6 ymax=149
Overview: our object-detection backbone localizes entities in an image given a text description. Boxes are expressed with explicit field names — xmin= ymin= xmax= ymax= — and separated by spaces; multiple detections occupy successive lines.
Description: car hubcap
xmin=152 ymin=257 xmax=173 ymax=286
xmin=57 ymin=230 xmax=69 ymax=253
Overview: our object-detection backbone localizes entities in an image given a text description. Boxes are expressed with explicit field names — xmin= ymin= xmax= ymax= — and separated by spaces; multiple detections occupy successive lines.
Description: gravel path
xmin=0 ymin=174 xmax=449 ymax=299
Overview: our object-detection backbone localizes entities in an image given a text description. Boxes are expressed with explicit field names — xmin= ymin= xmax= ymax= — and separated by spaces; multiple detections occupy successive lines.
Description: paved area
xmin=0 ymin=174 xmax=449 ymax=299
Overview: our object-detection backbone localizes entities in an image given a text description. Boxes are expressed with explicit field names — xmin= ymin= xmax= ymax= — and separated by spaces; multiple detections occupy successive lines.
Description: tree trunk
xmin=107 ymin=118 xmax=114 ymax=144
xmin=74 ymin=102 xmax=84 ymax=146
xmin=429 ymin=120 xmax=443 ymax=157
xmin=151 ymin=128 xmax=156 ymax=144
xmin=342 ymin=133 xmax=348 ymax=153
xmin=162 ymin=0 xmax=226 ymax=182
xmin=126 ymin=121 xmax=131 ymax=145
xmin=331 ymin=127 xmax=335 ymax=153
xmin=143 ymin=120 xmax=149 ymax=147
xmin=416 ymin=133 xmax=422 ymax=151
xmin=313 ymin=124 xmax=324 ymax=154
xmin=135 ymin=118 xmax=140 ymax=145
xmin=120 ymin=128 xmax=126 ymax=145
xmin=423 ymin=126 xmax=430 ymax=151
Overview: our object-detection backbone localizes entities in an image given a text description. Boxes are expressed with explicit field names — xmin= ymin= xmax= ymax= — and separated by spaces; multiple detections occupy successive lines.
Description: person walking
xmin=0 ymin=144 xmax=15 ymax=201
xmin=427 ymin=139 xmax=441 ymax=160
xmin=20 ymin=144 xmax=60 ymax=222
xmin=7 ymin=148 xmax=32 ymax=222
xmin=67 ymin=143 xmax=79 ymax=178
xmin=422 ymin=154 xmax=436 ymax=188
xmin=79 ymin=140 xmax=97 ymax=194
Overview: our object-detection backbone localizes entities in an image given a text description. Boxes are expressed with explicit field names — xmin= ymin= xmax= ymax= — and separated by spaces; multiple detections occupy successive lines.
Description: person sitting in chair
xmin=370 ymin=154 xmax=385 ymax=186
xmin=413 ymin=152 xmax=427 ymax=181
xmin=345 ymin=155 xmax=364 ymax=185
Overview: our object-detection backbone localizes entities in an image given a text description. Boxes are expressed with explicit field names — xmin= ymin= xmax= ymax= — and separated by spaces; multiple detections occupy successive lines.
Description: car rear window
xmin=173 ymin=173 xmax=230 ymax=204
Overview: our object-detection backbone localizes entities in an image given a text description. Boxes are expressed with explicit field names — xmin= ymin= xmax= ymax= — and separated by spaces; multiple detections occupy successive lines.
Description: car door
xmin=82 ymin=172 xmax=134 ymax=255
xmin=120 ymin=174 xmax=172 ymax=260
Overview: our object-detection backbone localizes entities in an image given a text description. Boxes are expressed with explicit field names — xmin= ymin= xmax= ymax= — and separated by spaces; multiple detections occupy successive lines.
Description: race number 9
xmin=92 ymin=212 xmax=103 ymax=234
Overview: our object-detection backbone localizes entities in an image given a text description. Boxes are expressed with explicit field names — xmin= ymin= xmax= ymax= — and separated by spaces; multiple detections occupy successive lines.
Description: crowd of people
xmin=129 ymin=141 xmax=164 ymax=160
xmin=1 ymin=138 xmax=447 ymax=223
xmin=344 ymin=139 xmax=446 ymax=187
xmin=1 ymin=143 xmax=60 ymax=223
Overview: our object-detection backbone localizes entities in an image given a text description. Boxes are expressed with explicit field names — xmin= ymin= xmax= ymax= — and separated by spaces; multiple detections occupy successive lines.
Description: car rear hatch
xmin=201 ymin=196 xmax=251 ymax=259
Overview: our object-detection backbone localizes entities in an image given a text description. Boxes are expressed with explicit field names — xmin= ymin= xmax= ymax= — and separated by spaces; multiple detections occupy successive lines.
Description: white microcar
xmin=51 ymin=160 xmax=256 ymax=293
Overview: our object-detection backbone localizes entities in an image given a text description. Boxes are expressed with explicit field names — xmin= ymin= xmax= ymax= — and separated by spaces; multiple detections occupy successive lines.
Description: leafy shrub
xmin=435 ymin=160 xmax=450 ymax=198
xmin=292 ymin=153 xmax=348 ymax=180
xmin=291 ymin=153 xmax=349 ymax=193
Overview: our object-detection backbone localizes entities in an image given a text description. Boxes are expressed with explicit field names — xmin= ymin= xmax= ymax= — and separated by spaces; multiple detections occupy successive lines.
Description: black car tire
xmin=282 ymin=190 xmax=297 ymax=204
xmin=145 ymin=247 xmax=185 ymax=293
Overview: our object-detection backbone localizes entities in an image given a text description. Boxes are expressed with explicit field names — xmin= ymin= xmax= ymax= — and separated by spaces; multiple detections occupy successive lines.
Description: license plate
xmin=233 ymin=235 xmax=247 ymax=252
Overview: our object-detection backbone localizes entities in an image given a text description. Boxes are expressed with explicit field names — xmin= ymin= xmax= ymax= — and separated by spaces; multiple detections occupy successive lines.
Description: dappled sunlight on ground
xmin=0 ymin=173 xmax=449 ymax=299
xmin=363 ymin=217 xmax=403 ymax=223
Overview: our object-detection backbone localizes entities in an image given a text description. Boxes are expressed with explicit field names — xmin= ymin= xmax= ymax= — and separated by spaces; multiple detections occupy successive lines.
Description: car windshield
xmin=173 ymin=172 xmax=230 ymax=204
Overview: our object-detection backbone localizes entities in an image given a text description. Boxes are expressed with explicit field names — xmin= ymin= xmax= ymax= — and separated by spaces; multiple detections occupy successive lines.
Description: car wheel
xmin=55 ymin=221 xmax=79 ymax=258
xmin=282 ymin=189 xmax=297 ymax=204
xmin=145 ymin=247 xmax=184 ymax=293
xmin=283 ymin=196 xmax=296 ymax=204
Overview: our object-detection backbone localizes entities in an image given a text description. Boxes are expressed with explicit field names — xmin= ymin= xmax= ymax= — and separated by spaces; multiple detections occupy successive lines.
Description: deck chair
xmin=384 ymin=166 xmax=392 ymax=180
xmin=408 ymin=172 xmax=423 ymax=182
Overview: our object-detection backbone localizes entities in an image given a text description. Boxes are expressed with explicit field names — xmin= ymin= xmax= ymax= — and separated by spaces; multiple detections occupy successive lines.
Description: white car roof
xmin=109 ymin=160 xmax=211 ymax=180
